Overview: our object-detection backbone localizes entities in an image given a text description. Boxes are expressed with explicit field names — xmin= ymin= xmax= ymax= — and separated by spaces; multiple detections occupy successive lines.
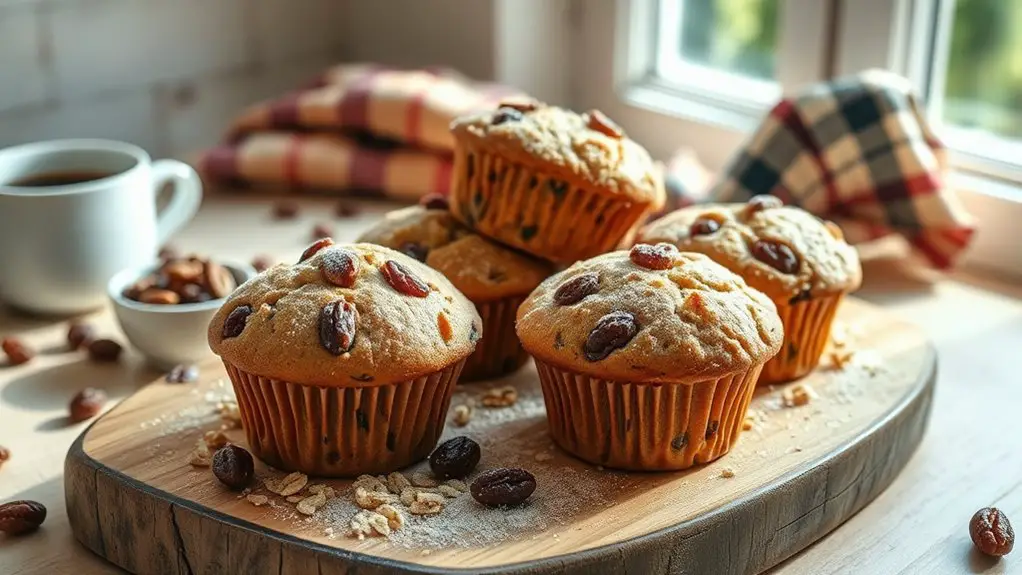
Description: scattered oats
xmin=377 ymin=503 xmax=404 ymax=530
xmin=266 ymin=471 xmax=308 ymax=496
xmin=534 ymin=452 xmax=554 ymax=462
xmin=355 ymin=486 xmax=398 ymax=509
xmin=400 ymin=486 xmax=420 ymax=507
xmin=246 ymin=494 xmax=269 ymax=506
xmin=367 ymin=511 xmax=391 ymax=536
xmin=203 ymin=430 xmax=229 ymax=450
xmin=297 ymin=492 xmax=327 ymax=516
xmin=720 ymin=467 xmax=736 ymax=478
xmin=387 ymin=471 xmax=412 ymax=494
xmin=482 ymin=385 xmax=518 ymax=408
xmin=286 ymin=495 xmax=304 ymax=503
xmin=409 ymin=491 xmax=445 ymax=515
xmin=452 ymin=404 xmax=472 ymax=426
xmin=437 ymin=484 xmax=462 ymax=498
xmin=782 ymin=383 xmax=816 ymax=407
xmin=353 ymin=474 xmax=388 ymax=493
xmin=829 ymin=350 xmax=854 ymax=369
xmin=411 ymin=471 xmax=439 ymax=488
xmin=443 ymin=479 xmax=469 ymax=493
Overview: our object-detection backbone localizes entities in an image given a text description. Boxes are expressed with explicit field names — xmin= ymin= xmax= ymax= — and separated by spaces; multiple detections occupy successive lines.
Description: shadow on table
xmin=1 ymin=359 xmax=162 ymax=413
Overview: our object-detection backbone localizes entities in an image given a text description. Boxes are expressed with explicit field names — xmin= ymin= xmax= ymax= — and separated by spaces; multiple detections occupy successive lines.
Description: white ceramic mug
xmin=0 ymin=139 xmax=202 ymax=315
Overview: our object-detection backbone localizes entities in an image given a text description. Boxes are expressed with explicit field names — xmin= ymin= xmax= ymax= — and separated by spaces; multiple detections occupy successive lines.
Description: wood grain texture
xmin=64 ymin=297 xmax=935 ymax=574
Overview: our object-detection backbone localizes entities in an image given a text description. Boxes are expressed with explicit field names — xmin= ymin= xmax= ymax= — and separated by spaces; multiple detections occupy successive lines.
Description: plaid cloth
xmin=695 ymin=69 xmax=975 ymax=269
xmin=199 ymin=64 xmax=522 ymax=198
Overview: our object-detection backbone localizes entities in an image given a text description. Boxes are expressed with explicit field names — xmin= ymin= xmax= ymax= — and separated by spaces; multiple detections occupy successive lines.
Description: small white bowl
xmin=107 ymin=261 xmax=256 ymax=370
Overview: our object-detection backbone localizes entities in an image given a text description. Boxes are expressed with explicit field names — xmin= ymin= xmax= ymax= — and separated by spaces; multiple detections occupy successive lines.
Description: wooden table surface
xmin=1 ymin=195 xmax=1020 ymax=575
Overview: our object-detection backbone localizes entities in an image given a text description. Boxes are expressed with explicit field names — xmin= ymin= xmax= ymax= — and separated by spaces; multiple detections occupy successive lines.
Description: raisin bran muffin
xmin=357 ymin=197 xmax=551 ymax=381
xmin=208 ymin=241 xmax=481 ymax=477
xmin=516 ymin=244 xmax=783 ymax=471
xmin=637 ymin=196 xmax=862 ymax=384
xmin=449 ymin=100 xmax=665 ymax=263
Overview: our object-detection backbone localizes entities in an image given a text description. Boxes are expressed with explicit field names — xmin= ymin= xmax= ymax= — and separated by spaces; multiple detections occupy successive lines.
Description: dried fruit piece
xmin=399 ymin=242 xmax=429 ymax=262
xmin=166 ymin=364 xmax=199 ymax=383
xmin=553 ymin=272 xmax=599 ymax=306
xmin=0 ymin=500 xmax=46 ymax=535
xmin=1 ymin=337 xmax=34 ymax=366
xmin=321 ymin=248 xmax=360 ymax=288
xmin=319 ymin=299 xmax=357 ymax=355
xmin=751 ymin=239 xmax=800 ymax=275
xmin=743 ymin=195 xmax=783 ymax=217
xmin=299 ymin=237 xmax=334 ymax=263
xmin=437 ymin=312 xmax=453 ymax=343
xmin=430 ymin=437 xmax=481 ymax=479
xmin=87 ymin=339 xmax=122 ymax=362
xmin=203 ymin=260 xmax=235 ymax=299
xmin=481 ymin=386 xmax=518 ymax=407
xmin=452 ymin=404 xmax=472 ymax=427
xmin=492 ymin=107 xmax=524 ymax=125
xmin=386 ymin=472 xmax=412 ymax=494
xmin=272 ymin=201 xmax=299 ymax=219
xmin=409 ymin=491 xmax=445 ymax=515
xmin=585 ymin=109 xmax=623 ymax=138
xmin=354 ymin=487 xmax=397 ymax=510
xmin=470 ymin=468 xmax=536 ymax=507
xmin=69 ymin=388 xmax=107 ymax=423
xmin=222 ymin=305 xmax=253 ymax=339
xmin=381 ymin=260 xmax=429 ymax=297
xmin=212 ymin=444 xmax=254 ymax=490
xmin=411 ymin=471 xmax=439 ymax=488
xmin=629 ymin=243 xmax=678 ymax=270
xmin=971 ymin=507 xmax=1014 ymax=557
xmin=584 ymin=311 xmax=639 ymax=362
xmin=67 ymin=322 xmax=96 ymax=350
xmin=419 ymin=194 xmax=450 ymax=210
xmin=689 ymin=217 xmax=721 ymax=236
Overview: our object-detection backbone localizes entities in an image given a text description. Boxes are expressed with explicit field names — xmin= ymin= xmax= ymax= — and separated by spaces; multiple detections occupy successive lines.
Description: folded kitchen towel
xmin=666 ymin=68 xmax=976 ymax=270
xmin=199 ymin=63 xmax=522 ymax=200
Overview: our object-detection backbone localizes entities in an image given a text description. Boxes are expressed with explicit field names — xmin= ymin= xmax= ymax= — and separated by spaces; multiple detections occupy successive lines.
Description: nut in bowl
xmin=107 ymin=256 xmax=255 ymax=370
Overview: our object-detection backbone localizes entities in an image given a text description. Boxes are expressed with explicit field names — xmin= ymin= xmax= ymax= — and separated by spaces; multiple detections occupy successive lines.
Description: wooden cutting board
xmin=64 ymin=297 xmax=935 ymax=575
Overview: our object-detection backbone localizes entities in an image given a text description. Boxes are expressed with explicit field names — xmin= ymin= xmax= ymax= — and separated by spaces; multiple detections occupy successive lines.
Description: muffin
xmin=356 ymin=197 xmax=551 ymax=381
xmin=207 ymin=241 xmax=481 ymax=477
xmin=448 ymin=101 xmax=665 ymax=263
xmin=516 ymin=244 xmax=783 ymax=471
xmin=637 ymin=196 xmax=862 ymax=384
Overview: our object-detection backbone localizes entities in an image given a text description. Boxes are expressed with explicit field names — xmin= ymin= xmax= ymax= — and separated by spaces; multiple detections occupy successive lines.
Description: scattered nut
xmin=366 ymin=511 xmax=391 ymax=536
xmin=411 ymin=471 xmax=439 ymax=488
xmin=353 ymin=474 xmax=388 ymax=494
xmin=245 ymin=494 xmax=269 ymax=506
xmin=123 ymin=255 xmax=235 ymax=304
xmin=307 ymin=484 xmax=336 ymax=499
xmin=720 ymin=468 xmax=736 ymax=478
xmin=399 ymin=487 xmax=419 ymax=507
xmin=437 ymin=485 xmax=462 ymax=498
xmin=69 ymin=388 xmax=107 ymax=423
xmin=429 ymin=437 xmax=481 ymax=479
xmin=354 ymin=486 xmax=398 ymax=510
xmin=386 ymin=471 xmax=412 ymax=494
xmin=0 ymin=500 xmax=47 ymax=535
xmin=296 ymin=492 xmax=327 ymax=516
xmin=2 ymin=337 xmax=34 ymax=366
xmin=189 ymin=438 xmax=212 ymax=467
xmin=217 ymin=400 xmax=242 ymax=428
xmin=971 ymin=507 xmax=1014 ymax=557
xmin=830 ymin=350 xmax=854 ymax=369
xmin=452 ymin=404 xmax=472 ymax=426
xmin=782 ymin=383 xmax=816 ymax=407
xmin=212 ymin=444 xmax=254 ymax=490
xmin=742 ymin=416 xmax=756 ymax=431
xmin=265 ymin=472 xmax=308 ymax=496
xmin=87 ymin=339 xmax=122 ymax=363
xmin=443 ymin=479 xmax=469 ymax=493
xmin=67 ymin=322 xmax=96 ymax=350
xmin=408 ymin=491 xmax=445 ymax=516
xmin=481 ymin=386 xmax=518 ymax=408
xmin=203 ymin=430 xmax=229 ymax=450
xmin=376 ymin=504 xmax=404 ymax=531
xmin=471 ymin=468 xmax=536 ymax=507
xmin=286 ymin=495 xmax=304 ymax=503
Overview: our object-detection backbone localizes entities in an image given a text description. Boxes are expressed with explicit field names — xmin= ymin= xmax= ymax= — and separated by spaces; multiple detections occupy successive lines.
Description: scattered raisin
xmin=272 ymin=201 xmax=299 ymax=219
xmin=311 ymin=223 xmax=334 ymax=240
xmin=222 ymin=305 xmax=253 ymax=339
xmin=335 ymin=201 xmax=359 ymax=218
xmin=429 ymin=437 xmax=481 ymax=479
xmin=87 ymin=339 xmax=122 ymax=363
xmin=319 ymin=300 xmax=357 ymax=355
xmin=69 ymin=388 xmax=107 ymax=423
xmin=553 ymin=272 xmax=599 ymax=306
xmin=299 ymin=237 xmax=334 ymax=262
xmin=419 ymin=194 xmax=449 ymax=211
xmin=212 ymin=444 xmax=255 ymax=490
xmin=584 ymin=311 xmax=639 ymax=362
xmin=585 ymin=109 xmax=623 ymax=138
xmin=971 ymin=507 xmax=1014 ymax=557
xmin=492 ymin=107 xmax=524 ymax=125
xmin=629 ymin=243 xmax=678 ymax=270
xmin=690 ymin=217 xmax=721 ymax=236
xmin=321 ymin=248 xmax=360 ymax=288
xmin=166 ymin=364 xmax=199 ymax=384
xmin=398 ymin=242 xmax=429 ymax=262
xmin=751 ymin=239 xmax=800 ymax=274
xmin=470 ymin=468 xmax=536 ymax=507
xmin=744 ymin=194 xmax=783 ymax=216
xmin=0 ymin=500 xmax=46 ymax=535
xmin=251 ymin=255 xmax=274 ymax=273
xmin=2 ymin=337 xmax=34 ymax=366
xmin=381 ymin=260 xmax=429 ymax=297
xmin=67 ymin=322 xmax=95 ymax=350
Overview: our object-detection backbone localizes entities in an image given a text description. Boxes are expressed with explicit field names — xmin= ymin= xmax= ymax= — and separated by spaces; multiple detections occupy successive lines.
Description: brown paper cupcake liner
xmin=223 ymin=359 xmax=465 ymax=477
xmin=449 ymin=145 xmax=651 ymax=263
xmin=534 ymin=359 xmax=763 ymax=471
xmin=759 ymin=294 xmax=843 ymax=385
xmin=462 ymin=295 xmax=530 ymax=382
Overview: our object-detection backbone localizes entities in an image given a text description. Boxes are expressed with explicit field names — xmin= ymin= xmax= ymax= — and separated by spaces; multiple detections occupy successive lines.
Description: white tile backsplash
xmin=0 ymin=6 xmax=51 ymax=114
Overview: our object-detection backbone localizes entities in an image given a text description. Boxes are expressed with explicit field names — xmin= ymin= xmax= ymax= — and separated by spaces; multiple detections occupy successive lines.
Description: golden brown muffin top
xmin=208 ymin=242 xmax=481 ymax=387
xmin=356 ymin=204 xmax=552 ymax=302
xmin=450 ymin=101 xmax=664 ymax=206
xmin=637 ymin=198 xmax=862 ymax=302
xmin=516 ymin=246 xmax=783 ymax=384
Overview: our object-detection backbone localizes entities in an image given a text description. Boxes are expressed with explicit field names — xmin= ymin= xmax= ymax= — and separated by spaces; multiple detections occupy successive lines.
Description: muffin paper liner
xmin=534 ymin=359 xmax=763 ymax=471
xmin=449 ymin=146 xmax=651 ymax=263
xmin=462 ymin=295 xmax=530 ymax=382
xmin=759 ymin=294 xmax=843 ymax=385
xmin=223 ymin=359 xmax=465 ymax=477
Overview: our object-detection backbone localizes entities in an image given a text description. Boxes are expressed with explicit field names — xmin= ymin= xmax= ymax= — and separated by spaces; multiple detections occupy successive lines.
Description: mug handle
xmin=152 ymin=159 xmax=203 ymax=246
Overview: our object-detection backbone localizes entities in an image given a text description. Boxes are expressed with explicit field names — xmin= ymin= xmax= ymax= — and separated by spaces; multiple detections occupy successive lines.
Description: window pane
xmin=943 ymin=0 xmax=1022 ymax=139
xmin=677 ymin=0 xmax=780 ymax=80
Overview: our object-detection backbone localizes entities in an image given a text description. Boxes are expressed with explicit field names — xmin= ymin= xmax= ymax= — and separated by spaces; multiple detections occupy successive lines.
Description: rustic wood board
xmin=64 ymin=297 xmax=936 ymax=575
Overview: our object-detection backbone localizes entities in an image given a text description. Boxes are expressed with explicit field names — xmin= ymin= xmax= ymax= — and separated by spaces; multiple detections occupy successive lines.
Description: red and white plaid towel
xmin=199 ymin=64 xmax=522 ymax=201
xmin=662 ymin=69 xmax=976 ymax=269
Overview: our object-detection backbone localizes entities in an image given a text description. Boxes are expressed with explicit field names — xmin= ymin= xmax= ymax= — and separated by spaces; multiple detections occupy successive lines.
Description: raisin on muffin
xmin=637 ymin=196 xmax=862 ymax=384
xmin=208 ymin=241 xmax=481 ymax=477
xmin=448 ymin=100 xmax=665 ymax=264
xmin=516 ymin=244 xmax=783 ymax=471
xmin=357 ymin=196 xmax=551 ymax=380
